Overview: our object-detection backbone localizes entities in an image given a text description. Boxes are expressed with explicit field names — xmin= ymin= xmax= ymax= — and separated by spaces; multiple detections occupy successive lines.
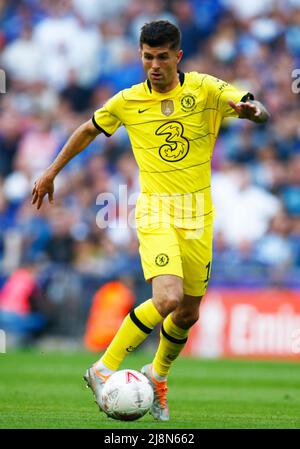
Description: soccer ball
xmin=101 ymin=369 xmax=154 ymax=421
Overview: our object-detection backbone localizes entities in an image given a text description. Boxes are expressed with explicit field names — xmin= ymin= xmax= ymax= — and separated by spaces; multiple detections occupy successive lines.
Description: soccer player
xmin=32 ymin=21 xmax=269 ymax=421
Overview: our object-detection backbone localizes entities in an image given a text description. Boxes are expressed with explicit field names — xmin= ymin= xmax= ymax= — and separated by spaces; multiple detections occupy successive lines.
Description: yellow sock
xmin=100 ymin=299 xmax=163 ymax=371
xmin=152 ymin=314 xmax=190 ymax=378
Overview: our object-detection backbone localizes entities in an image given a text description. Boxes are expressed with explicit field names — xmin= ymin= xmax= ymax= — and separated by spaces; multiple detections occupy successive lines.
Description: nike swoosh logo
xmin=138 ymin=108 xmax=151 ymax=113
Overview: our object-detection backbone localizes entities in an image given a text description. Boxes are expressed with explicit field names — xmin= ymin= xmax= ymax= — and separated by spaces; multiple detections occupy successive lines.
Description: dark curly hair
xmin=140 ymin=20 xmax=181 ymax=50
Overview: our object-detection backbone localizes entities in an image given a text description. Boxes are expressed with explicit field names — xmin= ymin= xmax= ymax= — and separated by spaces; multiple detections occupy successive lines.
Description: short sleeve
xmin=92 ymin=92 xmax=124 ymax=136
xmin=204 ymin=75 xmax=254 ymax=118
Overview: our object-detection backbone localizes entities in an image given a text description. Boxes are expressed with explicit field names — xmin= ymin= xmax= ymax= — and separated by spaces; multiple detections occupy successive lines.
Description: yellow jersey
xmin=93 ymin=71 xmax=251 ymax=228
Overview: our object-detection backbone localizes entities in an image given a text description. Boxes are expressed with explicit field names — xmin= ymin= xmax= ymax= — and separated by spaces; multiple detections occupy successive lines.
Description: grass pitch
xmin=0 ymin=350 xmax=299 ymax=429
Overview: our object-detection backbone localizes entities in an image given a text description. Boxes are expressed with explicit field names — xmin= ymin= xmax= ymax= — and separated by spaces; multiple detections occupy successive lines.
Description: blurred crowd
xmin=1 ymin=0 xmax=300 ymax=337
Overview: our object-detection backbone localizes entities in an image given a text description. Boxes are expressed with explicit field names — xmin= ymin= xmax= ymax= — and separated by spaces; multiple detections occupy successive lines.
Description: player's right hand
xmin=31 ymin=174 xmax=55 ymax=210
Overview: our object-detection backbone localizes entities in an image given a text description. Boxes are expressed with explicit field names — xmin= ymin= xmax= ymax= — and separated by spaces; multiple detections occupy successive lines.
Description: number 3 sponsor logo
xmin=155 ymin=121 xmax=189 ymax=162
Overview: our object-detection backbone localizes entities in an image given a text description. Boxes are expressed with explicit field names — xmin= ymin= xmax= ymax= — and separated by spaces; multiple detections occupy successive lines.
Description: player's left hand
xmin=228 ymin=99 xmax=261 ymax=120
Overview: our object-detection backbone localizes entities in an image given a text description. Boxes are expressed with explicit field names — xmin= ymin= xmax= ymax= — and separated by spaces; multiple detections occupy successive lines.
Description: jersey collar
xmin=146 ymin=71 xmax=185 ymax=94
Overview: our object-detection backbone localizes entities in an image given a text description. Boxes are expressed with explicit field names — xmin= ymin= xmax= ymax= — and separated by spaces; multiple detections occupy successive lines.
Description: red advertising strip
xmin=184 ymin=289 xmax=300 ymax=359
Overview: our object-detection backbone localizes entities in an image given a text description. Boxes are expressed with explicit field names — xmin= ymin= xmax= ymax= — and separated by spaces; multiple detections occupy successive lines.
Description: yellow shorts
xmin=137 ymin=221 xmax=213 ymax=297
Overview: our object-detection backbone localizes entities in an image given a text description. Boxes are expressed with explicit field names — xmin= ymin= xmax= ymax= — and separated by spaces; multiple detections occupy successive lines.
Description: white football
xmin=101 ymin=369 xmax=154 ymax=421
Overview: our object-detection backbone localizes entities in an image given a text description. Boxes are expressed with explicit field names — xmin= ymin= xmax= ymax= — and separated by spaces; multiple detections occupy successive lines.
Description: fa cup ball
xmin=101 ymin=369 xmax=154 ymax=421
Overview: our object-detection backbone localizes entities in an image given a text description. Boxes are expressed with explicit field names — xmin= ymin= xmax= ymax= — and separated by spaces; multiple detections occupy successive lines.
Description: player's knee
xmin=173 ymin=310 xmax=199 ymax=330
xmin=165 ymin=293 xmax=182 ymax=315
xmin=153 ymin=289 xmax=183 ymax=317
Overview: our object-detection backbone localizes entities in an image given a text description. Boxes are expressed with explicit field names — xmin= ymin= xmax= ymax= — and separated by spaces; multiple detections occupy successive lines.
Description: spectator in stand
xmin=45 ymin=206 xmax=77 ymax=264
xmin=282 ymin=155 xmax=300 ymax=217
xmin=170 ymin=1 xmax=202 ymax=58
xmin=0 ymin=260 xmax=47 ymax=346
xmin=13 ymin=113 xmax=59 ymax=179
xmin=129 ymin=0 xmax=176 ymax=43
xmin=290 ymin=218 xmax=300 ymax=267
xmin=1 ymin=25 xmax=43 ymax=87
xmin=0 ymin=111 xmax=21 ymax=178
xmin=254 ymin=211 xmax=295 ymax=268
xmin=212 ymin=164 xmax=281 ymax=249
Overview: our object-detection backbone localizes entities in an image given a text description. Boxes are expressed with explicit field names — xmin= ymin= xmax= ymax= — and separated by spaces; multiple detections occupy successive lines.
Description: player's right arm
xmin=32 ymin=90 xmax=124 ymax=210
xmin=32 ymin=119 xmax=101 ymax=209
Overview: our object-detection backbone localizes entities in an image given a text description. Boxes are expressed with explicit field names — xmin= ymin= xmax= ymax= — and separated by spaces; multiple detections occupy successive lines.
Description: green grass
xmin=0 ymin=350 xmax=299 ymax=429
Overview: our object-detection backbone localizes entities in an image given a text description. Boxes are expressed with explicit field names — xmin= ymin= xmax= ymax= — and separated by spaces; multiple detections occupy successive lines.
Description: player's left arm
xmin=228 ymin=98 xmax=270 ymax=123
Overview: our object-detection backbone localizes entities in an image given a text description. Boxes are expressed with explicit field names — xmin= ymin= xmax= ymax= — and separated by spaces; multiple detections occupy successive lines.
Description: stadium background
xmin=0 ymin=0 xmax=300 ymax=359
